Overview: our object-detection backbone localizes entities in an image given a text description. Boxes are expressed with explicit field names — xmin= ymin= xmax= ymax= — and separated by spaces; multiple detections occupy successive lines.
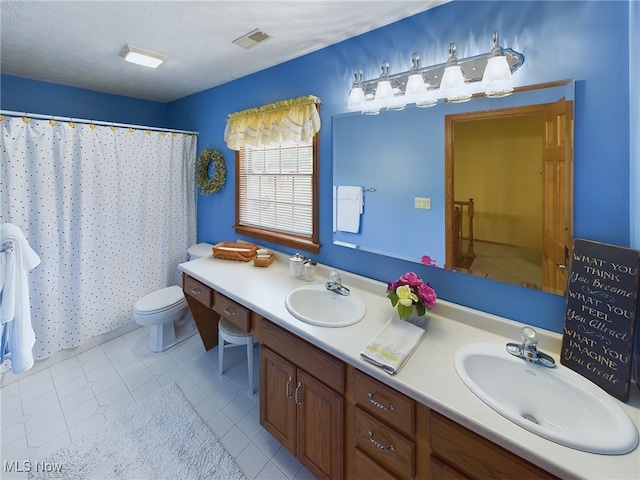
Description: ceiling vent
xmin=232 ymin=29 xmax=272 ymax=49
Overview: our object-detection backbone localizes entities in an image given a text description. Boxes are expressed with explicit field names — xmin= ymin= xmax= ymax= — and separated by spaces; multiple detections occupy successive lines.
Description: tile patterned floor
xmin=0 ymin=327 xmax=312 ymax=479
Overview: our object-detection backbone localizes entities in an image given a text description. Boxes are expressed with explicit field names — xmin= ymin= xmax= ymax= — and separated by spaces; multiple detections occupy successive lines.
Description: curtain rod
xmin=0 ymin=110 xmax=198 ymax=136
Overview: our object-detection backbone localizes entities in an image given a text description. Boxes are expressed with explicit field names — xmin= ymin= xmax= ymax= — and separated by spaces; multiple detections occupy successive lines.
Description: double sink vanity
xmin=178 ymin=249 xmax=640 ymax=480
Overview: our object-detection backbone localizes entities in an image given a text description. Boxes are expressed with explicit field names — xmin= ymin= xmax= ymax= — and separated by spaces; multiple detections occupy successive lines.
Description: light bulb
xmin=482 ymin=32 xmax=514 ymax=97
xmin=439 ymin=43 xmax=471 ymax=103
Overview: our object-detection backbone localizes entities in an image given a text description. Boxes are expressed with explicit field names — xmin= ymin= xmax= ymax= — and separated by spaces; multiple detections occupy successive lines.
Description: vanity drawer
xmin=213 ymin=291 xmax=251 ymax=333
xmin=354 ymin=407 xmax=415 ymax=479
xmin=353 ymin=448 xmax=397 ymax=480
xmin=354 ymin=369 xmax=414 ymax=436
xmin=183 ymin=275 xmax=212 ymax=308
xmin=430 ymin=411 xmax=557 ymax=480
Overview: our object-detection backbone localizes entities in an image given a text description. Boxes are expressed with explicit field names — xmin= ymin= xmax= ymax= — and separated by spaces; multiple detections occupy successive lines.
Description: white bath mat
xmin=29 ymin=383 xmax=246 ymax=480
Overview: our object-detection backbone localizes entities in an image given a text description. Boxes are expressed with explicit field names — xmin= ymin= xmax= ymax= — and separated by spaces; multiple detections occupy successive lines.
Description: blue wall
xmin=2 ymin=1 xmax=632 ymax=334
xmin=168 ymin=0 xmax=631 ymax=333
xmin=1 ymin=74 xmax=168 ymax=126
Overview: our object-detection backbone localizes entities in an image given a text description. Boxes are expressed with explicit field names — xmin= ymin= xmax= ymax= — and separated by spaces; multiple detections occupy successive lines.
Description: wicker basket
xmin=212 ymin=242 xmax=258 ymax=262
xmin=253 ymin=254 xmax=274 ymax=267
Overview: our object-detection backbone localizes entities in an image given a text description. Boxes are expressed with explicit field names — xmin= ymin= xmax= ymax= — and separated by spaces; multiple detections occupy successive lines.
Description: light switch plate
xmin=415 ymin=197 xmax=431 ymax=209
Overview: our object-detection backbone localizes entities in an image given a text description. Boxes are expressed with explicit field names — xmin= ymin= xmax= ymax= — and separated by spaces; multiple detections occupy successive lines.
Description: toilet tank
xmin=187 ymin=243 xmax=213 ymax=260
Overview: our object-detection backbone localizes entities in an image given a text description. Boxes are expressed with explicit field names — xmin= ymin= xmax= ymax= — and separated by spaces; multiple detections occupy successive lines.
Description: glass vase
xmin=396 ymin=307 xmax=428 ymax=329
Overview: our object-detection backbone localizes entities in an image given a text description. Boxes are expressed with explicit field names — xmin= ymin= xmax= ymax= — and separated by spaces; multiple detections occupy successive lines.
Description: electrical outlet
xmin=414 ymin=197 xmax=431 ymax=209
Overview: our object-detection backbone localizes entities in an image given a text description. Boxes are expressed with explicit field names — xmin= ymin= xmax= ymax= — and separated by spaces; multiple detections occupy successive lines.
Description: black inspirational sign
xmin=561 ymin=238 xmax=640 ymax=402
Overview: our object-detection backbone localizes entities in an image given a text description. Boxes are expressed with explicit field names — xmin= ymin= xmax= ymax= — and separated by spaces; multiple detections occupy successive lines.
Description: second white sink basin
xmin=285 ymin=284 xmax=366 ymax=327
xmin=455 ymin=342 xmax=639 ymax=455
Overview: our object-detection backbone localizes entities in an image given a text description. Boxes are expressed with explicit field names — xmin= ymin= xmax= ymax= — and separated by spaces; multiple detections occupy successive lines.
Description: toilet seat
xmin=134 ymin=285 xmax=185 ymax=315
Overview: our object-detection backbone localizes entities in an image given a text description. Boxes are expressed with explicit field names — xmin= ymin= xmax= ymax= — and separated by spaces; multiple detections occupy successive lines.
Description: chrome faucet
xmin=506 ymin=327 xmax=556 ymax=368
xmin=326 ymin=270 xmax=350 ymax=296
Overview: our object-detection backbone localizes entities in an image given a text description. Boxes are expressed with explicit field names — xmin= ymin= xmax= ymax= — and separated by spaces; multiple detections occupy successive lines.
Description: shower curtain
xmin=1 ymin=116 xmax=197 ymax=360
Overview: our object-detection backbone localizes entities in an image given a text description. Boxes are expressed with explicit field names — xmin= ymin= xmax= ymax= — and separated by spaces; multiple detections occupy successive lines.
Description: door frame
xmin=444 ymin=102 xmax=573 ymax=294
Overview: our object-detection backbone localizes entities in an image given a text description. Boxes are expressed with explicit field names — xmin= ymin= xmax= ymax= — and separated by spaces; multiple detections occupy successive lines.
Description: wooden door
xmin=296 ymin=370 xmax=344 ymax=480
xmin=542 ymin=98 xmax=574 ymax=294
xmin=260 ymin=347 xmax=296 ymax=454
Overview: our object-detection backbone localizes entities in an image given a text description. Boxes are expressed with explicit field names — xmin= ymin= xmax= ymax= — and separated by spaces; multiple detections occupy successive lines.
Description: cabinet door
xmin=260 ymin=347 xmax=296 ymax=454
xmin=296 ymin=370 xmax=344 ymax=480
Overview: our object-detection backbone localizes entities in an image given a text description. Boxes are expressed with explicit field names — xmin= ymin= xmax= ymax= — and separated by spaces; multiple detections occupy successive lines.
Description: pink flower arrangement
xmin=386 ymin=272 xmax=437 ymax=319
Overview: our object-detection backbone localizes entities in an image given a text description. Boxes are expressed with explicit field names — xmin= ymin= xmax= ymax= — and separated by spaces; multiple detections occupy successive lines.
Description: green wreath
xmin=196 ymin=148 xmax=226 ymax=194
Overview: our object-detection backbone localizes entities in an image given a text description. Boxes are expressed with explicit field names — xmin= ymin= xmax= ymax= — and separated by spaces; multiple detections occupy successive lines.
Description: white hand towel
xmin=332 ymin=186 xmax=337 ymax=232
xmin=1 ymin=223 xmax=40 ymax=374
xmin=336 ymin=185 xmax=363 ymax=233
xmin=360 ymin=317 xmax=424 ymax=375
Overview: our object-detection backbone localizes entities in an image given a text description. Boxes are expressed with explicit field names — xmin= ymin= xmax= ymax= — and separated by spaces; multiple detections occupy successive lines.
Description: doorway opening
xmin=445 ymin=100 xmax=573 ymax=294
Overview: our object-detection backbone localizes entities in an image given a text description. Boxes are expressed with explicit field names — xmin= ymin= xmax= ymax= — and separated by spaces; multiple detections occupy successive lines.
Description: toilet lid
xmin=135 ymin=285 xmax=185 ymax=314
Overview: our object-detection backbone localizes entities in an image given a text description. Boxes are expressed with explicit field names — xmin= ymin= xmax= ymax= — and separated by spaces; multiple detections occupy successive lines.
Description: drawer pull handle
xmin=368 ymin=431 xmax=395 ymax=452
xmin=190 ymin=288 xmax=201 ymax=295
xmin=294 ymin=382 xmax=302 ymax=405
xmin=368 ymin=392 xmax=395 ymax=412
xmin=223 ymin=307 xmax=236 ymax=316
xmin=285 ymin=376 xmax=293 ymax=398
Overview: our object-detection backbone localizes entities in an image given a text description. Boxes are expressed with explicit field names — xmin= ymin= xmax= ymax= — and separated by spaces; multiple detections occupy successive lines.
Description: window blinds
xmin=238 ymin=142 xmax=314 ymax=237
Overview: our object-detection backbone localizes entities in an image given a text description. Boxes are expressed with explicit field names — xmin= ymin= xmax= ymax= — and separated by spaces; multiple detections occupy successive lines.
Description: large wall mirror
xmin=333 ymin=79 xmax=574 ymax=295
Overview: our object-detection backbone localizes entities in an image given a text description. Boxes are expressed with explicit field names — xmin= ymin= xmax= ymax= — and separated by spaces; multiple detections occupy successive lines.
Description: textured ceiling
xmin=1 ymin=1 xmax=448 ymax=103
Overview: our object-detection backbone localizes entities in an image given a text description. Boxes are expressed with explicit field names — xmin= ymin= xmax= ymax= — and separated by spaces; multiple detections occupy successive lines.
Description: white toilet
xmin=134 ymin=243 xmax=212 ymax=352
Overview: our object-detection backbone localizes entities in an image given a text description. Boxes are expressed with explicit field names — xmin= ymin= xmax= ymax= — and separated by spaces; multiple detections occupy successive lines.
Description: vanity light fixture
xmin=347 ymin=69 xmax=365 ymax=110
xmin=374 ymin=62 xmax=393 ymax=103
xmin=119 ymin=44 xmax=167 ymax=68
xmin=481 ymin=32 xmax=514 ymax=97
xmin=404 ymin=53 xmax=437 ymax=108
xmin=347 ymin=31 xmax=524 ymax=113
xmin=440 ymin=43 xmax=472 ymax=103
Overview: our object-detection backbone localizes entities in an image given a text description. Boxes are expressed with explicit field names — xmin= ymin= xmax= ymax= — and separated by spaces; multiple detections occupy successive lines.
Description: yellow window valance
xmin=224 ymin=95 xmax=321 ymax=151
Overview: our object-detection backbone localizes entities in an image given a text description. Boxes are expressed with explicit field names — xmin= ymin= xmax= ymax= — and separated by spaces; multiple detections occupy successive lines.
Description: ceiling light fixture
xmin=119 ymin=45 xmax=167 ymax=68
xmin=347 ymin=31 xmax=524 ymax=113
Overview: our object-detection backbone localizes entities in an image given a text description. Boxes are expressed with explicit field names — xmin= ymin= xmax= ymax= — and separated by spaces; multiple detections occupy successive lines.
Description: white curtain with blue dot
xmin=1 ymin=117 xmax=197 ymax=361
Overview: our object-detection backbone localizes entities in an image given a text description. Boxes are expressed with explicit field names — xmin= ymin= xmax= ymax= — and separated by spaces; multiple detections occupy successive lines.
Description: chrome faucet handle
xmin=521 ymin=326 xmax=539 ymax=348
xmin=506 ymin=326 xmax=555 ymax=368
xmin=326 ymin=271 xmax=350 ymax=296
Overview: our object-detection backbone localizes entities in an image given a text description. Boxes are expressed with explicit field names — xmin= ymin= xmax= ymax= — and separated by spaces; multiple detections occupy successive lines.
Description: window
xmin=235 ymin=136 xmax=319 ymax=253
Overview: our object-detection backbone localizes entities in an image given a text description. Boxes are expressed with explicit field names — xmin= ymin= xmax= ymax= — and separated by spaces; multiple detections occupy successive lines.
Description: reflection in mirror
xmin=333 ymin=80 xmax=574 ymax=295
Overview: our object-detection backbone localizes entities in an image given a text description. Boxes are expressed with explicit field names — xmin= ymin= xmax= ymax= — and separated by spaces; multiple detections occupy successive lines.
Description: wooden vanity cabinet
xmin=428 ymin=411 xmax=558 ymax=480
xmin=183 ymin=274 xmax=262 ymax=351
xmin=213 ymin=290 xmax=252 ymax=332
xmin=183 ymin=273 xmax=218 ymax=350
xmin=260 ymin=319 xmax=344 ymax=480
xmin=347 ymin=367 xmax=558 ymax=480
xmin=346 ymin=366 xmax=429 ymax=479
xmin=181 ymin=274 xmax=559 ymax=479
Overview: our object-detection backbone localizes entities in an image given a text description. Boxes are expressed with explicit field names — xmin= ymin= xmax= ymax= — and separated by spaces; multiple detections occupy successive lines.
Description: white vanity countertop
xmin=179 ymin=253 xmax=640 ymax=480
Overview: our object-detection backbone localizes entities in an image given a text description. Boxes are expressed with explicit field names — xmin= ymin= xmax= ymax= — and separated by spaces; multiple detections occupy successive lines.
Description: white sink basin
xmin=285 ymin=284 xmax=366 ymax=327
xmin=454 ymin=342 xmax=639 ymax=454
